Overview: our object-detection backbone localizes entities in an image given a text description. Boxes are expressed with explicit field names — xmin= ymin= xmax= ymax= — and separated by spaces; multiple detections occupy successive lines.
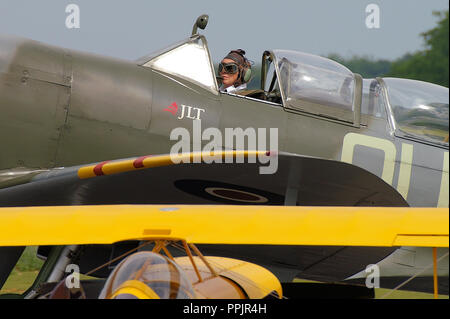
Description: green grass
xmin=0 ymin=269 xmax=40 ymax=294
xmin=15 ymin=246 xmax=44 ymax=272
xmin=0 ymin=247 xmax=97 ymax=295
xmin=0 ymin=246 xmax=44 ymax=295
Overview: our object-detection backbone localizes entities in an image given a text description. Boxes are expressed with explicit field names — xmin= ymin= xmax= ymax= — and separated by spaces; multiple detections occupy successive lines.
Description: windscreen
xmin=142 ymin=37 xmax=216 ymax=92
xmin=99 ymin=251 xmax=195 ymax=299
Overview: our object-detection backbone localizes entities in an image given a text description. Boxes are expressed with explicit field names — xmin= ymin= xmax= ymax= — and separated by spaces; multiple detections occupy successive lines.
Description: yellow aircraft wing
xmin=0 ymin=205 xmax=447 ymax=247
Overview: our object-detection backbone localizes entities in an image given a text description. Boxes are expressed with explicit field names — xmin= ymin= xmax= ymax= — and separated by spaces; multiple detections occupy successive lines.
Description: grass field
xmin=1 ymin=247 xmax=448 ymax=299
xmin=0 ymin=246 xmax=44 ymax=295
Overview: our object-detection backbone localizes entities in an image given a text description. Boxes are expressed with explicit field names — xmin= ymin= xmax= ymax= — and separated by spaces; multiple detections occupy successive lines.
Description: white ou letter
xmin=65 ymin=264 xmax=80 ymax=289
xmin=365 ymin=264 xmax=380 ymax=288
xmin=66 ymin=4 xmax=80 ymax=29
xmin=365 ymin=4 xmax=380 ymax=29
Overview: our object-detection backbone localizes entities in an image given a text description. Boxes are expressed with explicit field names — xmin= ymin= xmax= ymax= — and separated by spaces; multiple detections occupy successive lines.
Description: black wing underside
xmin=0 ymin=152 xmax=407 ymax=207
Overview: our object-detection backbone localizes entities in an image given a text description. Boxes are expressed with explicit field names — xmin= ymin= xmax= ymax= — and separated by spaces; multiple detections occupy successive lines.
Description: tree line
xmin=328 ymin=10 xmax=448 ymax=88
xmin=243 ymin=10 xmax=448 ymax=89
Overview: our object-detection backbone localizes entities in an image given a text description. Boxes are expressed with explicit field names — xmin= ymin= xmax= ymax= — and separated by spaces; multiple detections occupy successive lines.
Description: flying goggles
xmin=218 ymin=62 xmax=239 ymax=74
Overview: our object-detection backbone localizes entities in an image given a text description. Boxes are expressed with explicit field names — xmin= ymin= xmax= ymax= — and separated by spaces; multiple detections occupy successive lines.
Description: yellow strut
xmin=433 ymin=247 xmax=438 ymax=299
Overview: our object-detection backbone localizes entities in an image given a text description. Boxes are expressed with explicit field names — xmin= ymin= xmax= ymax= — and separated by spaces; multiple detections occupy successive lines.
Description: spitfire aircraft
xmin=0 ymin=15 xmax=448 ymax=298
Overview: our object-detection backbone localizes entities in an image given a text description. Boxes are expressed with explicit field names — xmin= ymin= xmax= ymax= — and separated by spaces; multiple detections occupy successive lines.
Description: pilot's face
xmin=219 ymin=58 xmax=239 ymax=88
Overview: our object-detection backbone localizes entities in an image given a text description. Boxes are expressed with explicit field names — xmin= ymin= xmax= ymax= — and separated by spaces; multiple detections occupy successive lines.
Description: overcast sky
xmin=0 ymin=0 xmax=448 ymax=64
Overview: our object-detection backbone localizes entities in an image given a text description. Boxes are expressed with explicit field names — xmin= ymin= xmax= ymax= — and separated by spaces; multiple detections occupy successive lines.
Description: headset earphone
xmin=241 ymin=61 xmax=252 ymax=83
xmin=236 ymin=52 xmax=252 ymax=84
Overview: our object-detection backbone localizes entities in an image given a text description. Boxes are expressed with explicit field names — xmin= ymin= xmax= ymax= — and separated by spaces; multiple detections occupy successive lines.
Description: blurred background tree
xmin=387 ymin=10 xmax=448 ymax=87
xmin=328 ymin=10 xmax=448 ymax=87
xmin=326 ymin=54 xmax=391 ymax=78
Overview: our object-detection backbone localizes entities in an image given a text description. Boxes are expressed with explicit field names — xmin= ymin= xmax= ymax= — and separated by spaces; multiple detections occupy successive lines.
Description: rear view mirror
xmin=192 ymin=14 xmax=209 ymax=36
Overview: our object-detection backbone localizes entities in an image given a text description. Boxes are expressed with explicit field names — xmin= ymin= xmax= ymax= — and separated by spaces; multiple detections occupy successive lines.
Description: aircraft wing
xmin=0 ymin=151 xmax=408 ymax=207
xmin=0 ymin=205 xmax=447 ymax=248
